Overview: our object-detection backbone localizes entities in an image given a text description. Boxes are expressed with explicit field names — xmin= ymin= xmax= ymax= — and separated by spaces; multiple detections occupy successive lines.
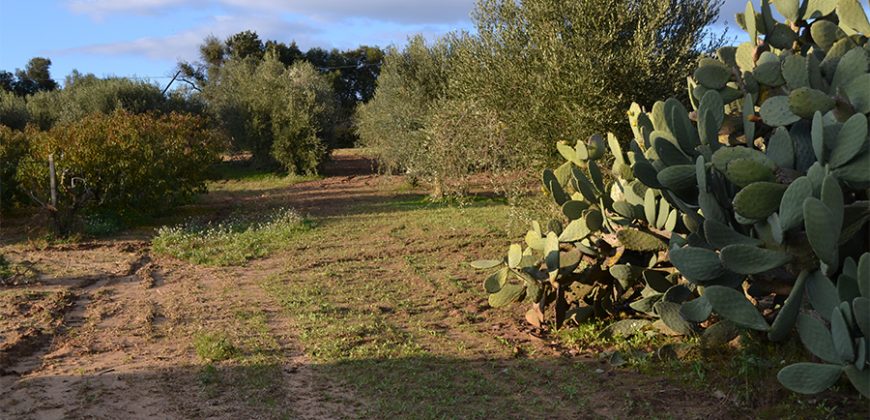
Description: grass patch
xmin=152 ymin=208 xmax=312 ymax=266
xmin=193 ymin=331 xmax=237 ymax=362
xmin=208 ymin=159 xmax=319 ymax=192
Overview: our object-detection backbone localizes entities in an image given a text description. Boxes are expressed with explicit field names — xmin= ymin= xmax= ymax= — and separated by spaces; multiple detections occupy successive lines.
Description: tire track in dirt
xmin=0 ymin=152 xmax=380 ymax=419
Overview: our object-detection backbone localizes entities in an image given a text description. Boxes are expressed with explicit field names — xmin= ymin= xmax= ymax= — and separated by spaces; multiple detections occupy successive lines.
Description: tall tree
xmin=1 ymin=57 xmax=58 ymax=96
xmin=225 ymin=30 xmax=264 ymax=61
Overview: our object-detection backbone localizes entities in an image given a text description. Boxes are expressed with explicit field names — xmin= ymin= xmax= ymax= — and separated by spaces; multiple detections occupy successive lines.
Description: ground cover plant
xmin=153 ymin=208 xmax=312 ymax=266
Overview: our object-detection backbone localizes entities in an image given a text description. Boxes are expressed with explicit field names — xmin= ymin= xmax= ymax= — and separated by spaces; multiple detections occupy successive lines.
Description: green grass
xmin=254 ymin=197 xmax=703 ymax=418
xmin=152 ymin=208 xmax=313 ymax=266
xmin=207 ymin=160 xmax=319 ymax=192
xmin=193 ymin=332 xmax=237 ymax=361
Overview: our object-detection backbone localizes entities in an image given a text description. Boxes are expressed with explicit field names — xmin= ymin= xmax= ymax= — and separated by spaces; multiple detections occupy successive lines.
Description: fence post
xmin=49 ymin=153 xmax=57 ymax=209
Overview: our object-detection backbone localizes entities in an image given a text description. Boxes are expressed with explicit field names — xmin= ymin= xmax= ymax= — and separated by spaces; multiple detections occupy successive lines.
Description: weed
xmin=193 ymin=331 xmax=236 ymax=362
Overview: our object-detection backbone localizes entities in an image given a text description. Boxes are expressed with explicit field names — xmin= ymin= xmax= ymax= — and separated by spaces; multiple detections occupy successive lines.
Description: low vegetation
xmin=152 ymin=208 xmax=311 ymax=266
xmin=14 ymin=110 xmax=222 ymax=234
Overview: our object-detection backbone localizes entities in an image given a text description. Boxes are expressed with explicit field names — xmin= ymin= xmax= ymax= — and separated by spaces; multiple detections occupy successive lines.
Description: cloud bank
xmin=67 ymin=0 xmax=476 ymax=25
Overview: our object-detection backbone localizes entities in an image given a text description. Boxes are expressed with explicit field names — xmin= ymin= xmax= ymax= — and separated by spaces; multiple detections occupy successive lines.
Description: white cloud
xmin=53 ymin=14 xmax=322 ymax=61
xmin=67 ymin=0 xmax=476 ymax=25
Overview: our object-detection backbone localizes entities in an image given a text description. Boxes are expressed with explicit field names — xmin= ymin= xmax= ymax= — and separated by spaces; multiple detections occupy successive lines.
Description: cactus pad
xmin=733 ymin=182 xmax=788 ymax=220
xmin=761 ymin=95 xmax=802 ymax=127
xmin=704 ymin=286 xmax=770 ymax=331
xmin=777 ymin=363 xmax=844 ymax=394
xmin=669 ymin=246 xmax=724 ymax=282
xmin=788 ymin=87 xmax=835 ymax=118
xmin=488 ymin=282 xmax=525 ymax=308
xmin=720 ymin=244 xmax=792 ymax=274
xmin=616 ymin=228 xmax=666 ymax=251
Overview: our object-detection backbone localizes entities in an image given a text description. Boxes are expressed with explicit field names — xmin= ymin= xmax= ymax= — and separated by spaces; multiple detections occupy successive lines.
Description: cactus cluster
xmin=776 ymin=255 xmax=869 ymax=398
xmin=473 ymin=134 xmax=696 ymax=330
xmin=625 ymin=0 xmax=869 ymax=397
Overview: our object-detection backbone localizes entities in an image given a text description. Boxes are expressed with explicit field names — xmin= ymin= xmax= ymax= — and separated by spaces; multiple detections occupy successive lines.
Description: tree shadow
xmin=0 ymin=353 xmax=778 ymax=420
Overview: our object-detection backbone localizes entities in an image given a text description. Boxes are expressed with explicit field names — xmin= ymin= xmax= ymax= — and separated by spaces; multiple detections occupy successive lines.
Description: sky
xmin=0 ymin=0 xmax=751 ymax=84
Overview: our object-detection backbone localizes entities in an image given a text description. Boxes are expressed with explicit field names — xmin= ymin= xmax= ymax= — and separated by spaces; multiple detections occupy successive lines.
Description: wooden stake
xmin=49 ymin=154 xmax=57 ymax=209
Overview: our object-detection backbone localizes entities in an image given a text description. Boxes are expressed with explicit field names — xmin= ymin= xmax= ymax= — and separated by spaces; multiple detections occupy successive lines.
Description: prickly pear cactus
xmin=628 ymin=0 xmax=869 ymax=397
xmin=774 ymin=254 xmax=870 ymax=398
xmin=472 ymin=134 xmax=693 ymax=331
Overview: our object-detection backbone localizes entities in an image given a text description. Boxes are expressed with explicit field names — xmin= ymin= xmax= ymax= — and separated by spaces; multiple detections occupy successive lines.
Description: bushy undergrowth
xmin=14 ymin=110 xmax=222 ymax=233
xmin=1 ymin=73 xmax=201 ymax=131
xmin=152 ymin=208 xmax=310 ymax=266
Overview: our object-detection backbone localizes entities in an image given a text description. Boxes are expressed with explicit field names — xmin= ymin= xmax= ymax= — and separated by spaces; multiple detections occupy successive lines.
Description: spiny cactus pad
xmin=704 ymin=285 xmax=770 ymax=331
xmin=616 ymin=228 xmax=666 ymax=251
xmin=796 ymin=313 xmax=840 ymax=364
xmin=669 ymin=247 xmax=724 ymax=282
xmin=720 ymin=244 xmax=792 ymax=274
xmin=733 ymin=182 xmax=788 ymax=220
xmin=488 ymin=283 xmax=525 ymax=308
xmin=777 ymin=363 xmax=844 ymax=395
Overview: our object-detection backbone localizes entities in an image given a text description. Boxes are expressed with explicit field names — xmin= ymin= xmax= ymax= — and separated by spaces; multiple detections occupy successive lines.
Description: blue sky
xmin=0 ymin=0 xmax=749 ymax=84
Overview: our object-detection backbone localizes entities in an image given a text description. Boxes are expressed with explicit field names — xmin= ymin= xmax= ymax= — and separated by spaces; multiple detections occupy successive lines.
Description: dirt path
xmin=0 ymin=150 xmax=741 ymax=419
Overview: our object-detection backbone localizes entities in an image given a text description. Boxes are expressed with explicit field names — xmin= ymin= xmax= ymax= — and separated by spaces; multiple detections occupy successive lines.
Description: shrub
xmin=206 ymin=55 xmax=337 ymax=173
xmin=0 ymin=125 xmax=30 ymax=208
xmin=355 ymin=36 xmax=454 ymax=179
xmin=24 ymin=74 xmax=169 ymax=130
xmin=472 ymin=134 xmax=688 ymax=329
xmin=469 ymin=0 xmax=869 ymax=400
xmin=16 ymin=110 xmax=223 ymax=232
xmin=0 ymin=91 xmax=28 ymax=130
xmin=359 ymin=1 xmax=724 ymax=197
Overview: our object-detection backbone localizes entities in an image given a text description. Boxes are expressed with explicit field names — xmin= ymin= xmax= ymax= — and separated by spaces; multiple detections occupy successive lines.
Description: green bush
xmin=0 ymin=91 xmax=28 ymax=130
xmin=472 ymin=134 xmax=688 ymax=329
xmin=206 ymin=55 xmax=337 ymax=174
xmin=356 ymin=36 xmax=454 ymax=182
xmin=0 ymin=125 xmax=31 ymax=208
xmin=24 ymin=74 xmax=170 ymax=130
xmin=16 ymin=110 xmax=223 ymax=232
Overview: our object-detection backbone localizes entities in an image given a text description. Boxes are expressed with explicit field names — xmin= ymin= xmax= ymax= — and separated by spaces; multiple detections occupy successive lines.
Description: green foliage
xmin=360 ymin=0 xmax=724 ymax=196
xmin=2 ymin=71 xmax=201 ymax=131
xmin=626 ymin=0 xmax=869 ymax=397
xmin=356 ymin=36 xmax=454 ymax=177
xmin=472 ymin=134 xmax=691 ymax=330
xmin=0 ymin=90 xmax=28 ymax=130
xmin=193 ymin=331 xmax=237 ymax=362
xmin=455 ymin=0 xmax=724 ymax=163
xmin=0 ymin=125 xmax=30 ymax=208
xmin=206 ymin=56 xmax=337 ymax=174
xmin=0 ymin=57 xmax=58 ymax=96
xmin=15 ymin=110 xmax=222 ymax=233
